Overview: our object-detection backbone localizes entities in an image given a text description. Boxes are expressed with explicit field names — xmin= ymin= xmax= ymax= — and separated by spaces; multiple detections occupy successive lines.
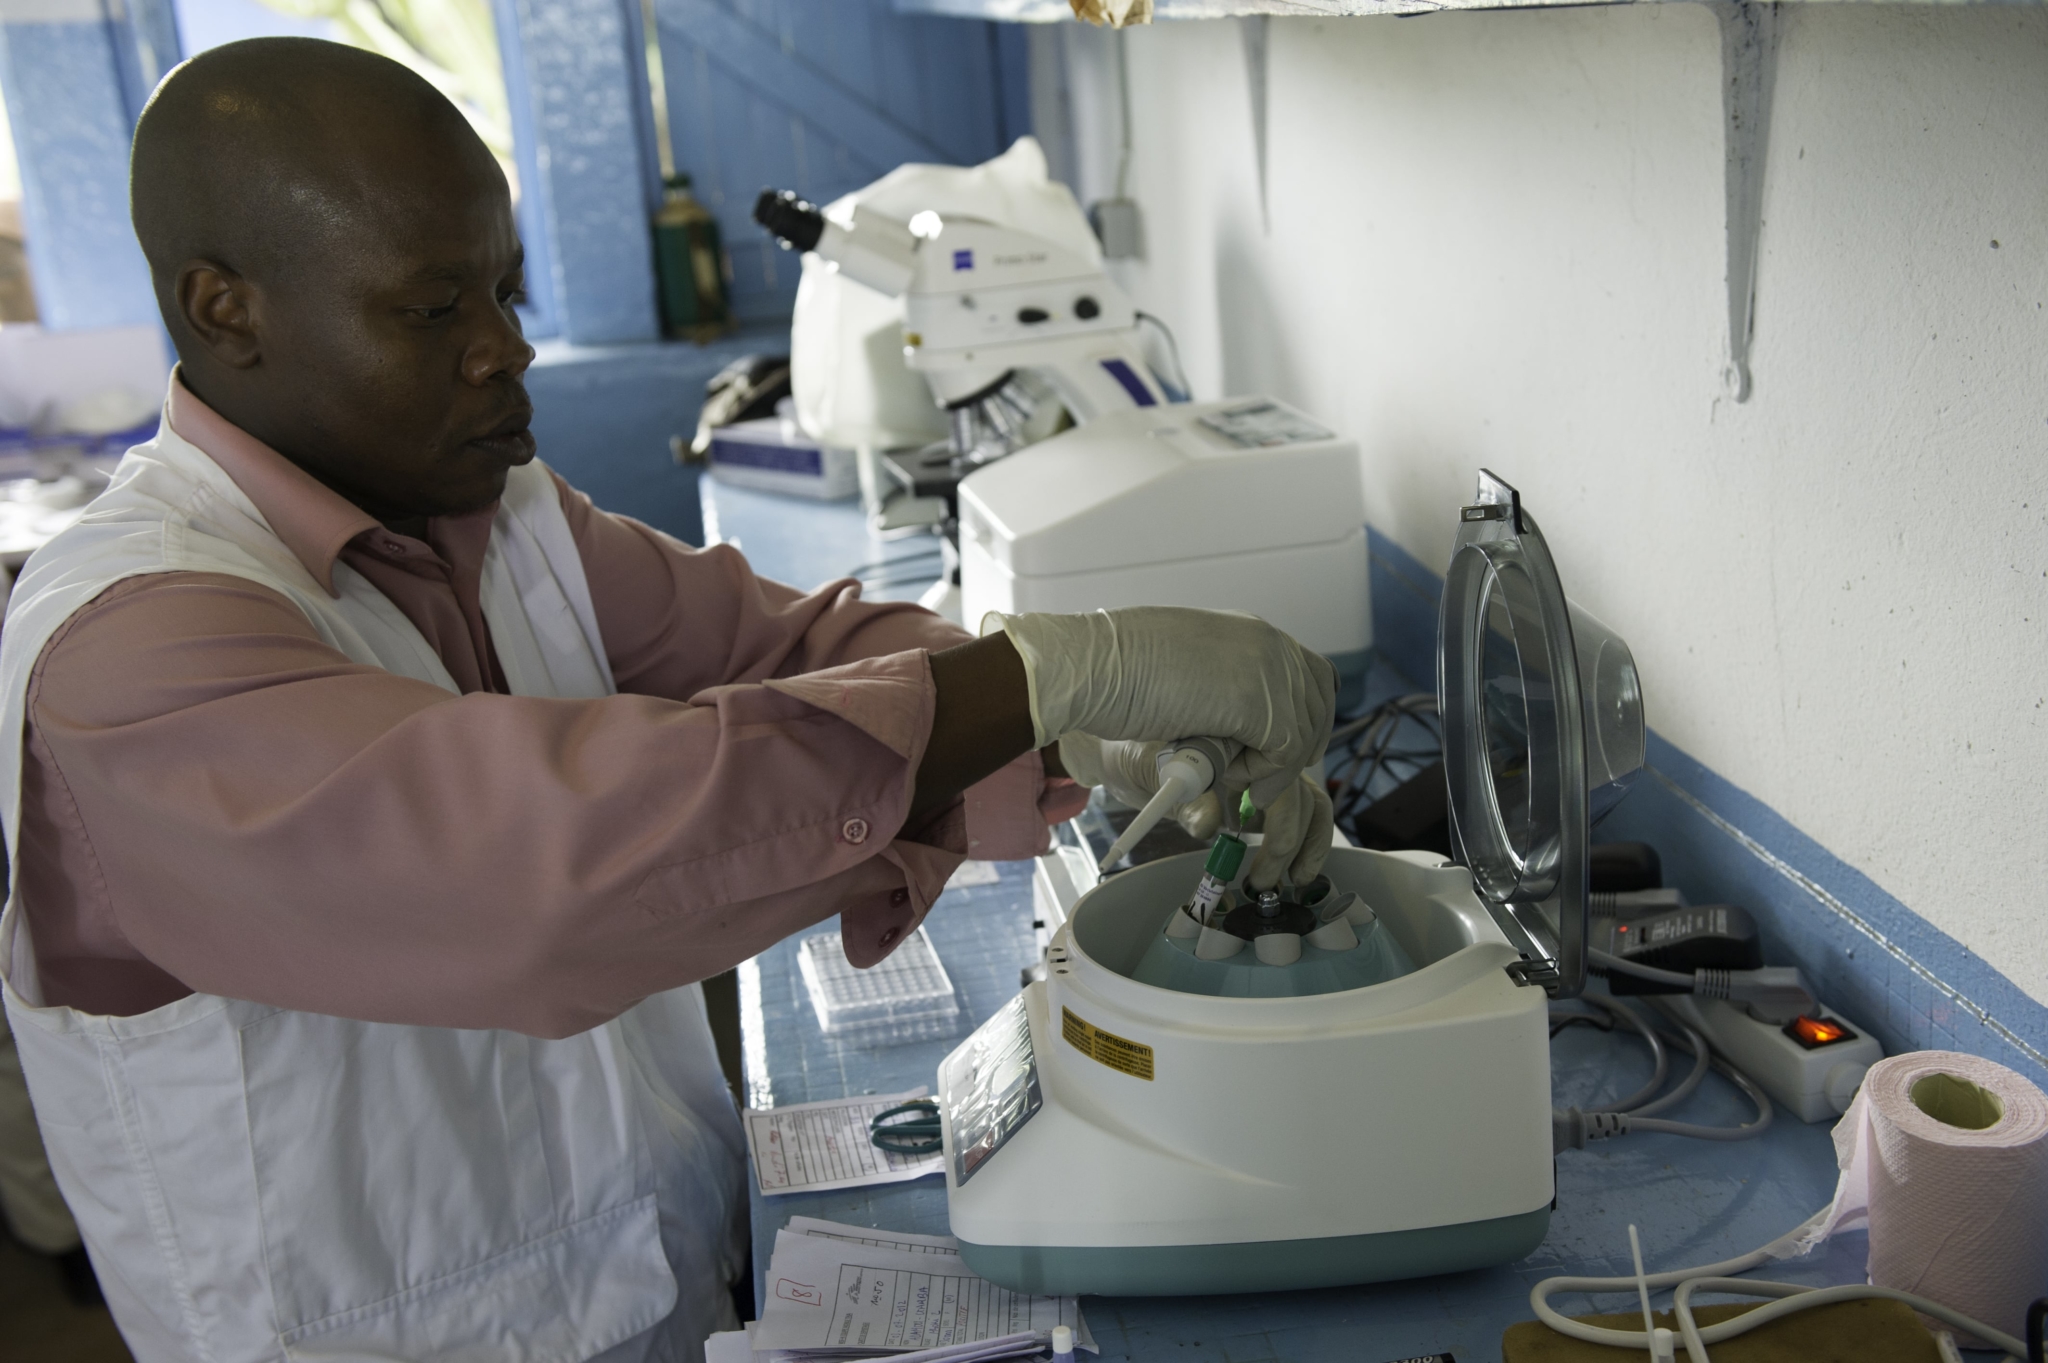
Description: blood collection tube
xmin=1187 ymin=830 xmax=1247 ymax=926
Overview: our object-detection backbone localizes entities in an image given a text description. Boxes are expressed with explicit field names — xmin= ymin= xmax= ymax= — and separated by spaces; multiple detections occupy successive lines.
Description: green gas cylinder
xmin=653 ymin=174 xmax=732 ymax=341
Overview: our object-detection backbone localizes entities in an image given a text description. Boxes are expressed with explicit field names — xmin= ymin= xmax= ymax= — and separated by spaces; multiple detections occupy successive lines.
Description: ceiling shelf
xmin=899 ymin=0 xmax=2026 ymax=17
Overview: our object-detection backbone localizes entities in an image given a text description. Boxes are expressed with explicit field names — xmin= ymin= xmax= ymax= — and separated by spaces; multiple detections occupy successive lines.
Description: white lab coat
xmin=0 ymin=413 xmax=748 ymax=1362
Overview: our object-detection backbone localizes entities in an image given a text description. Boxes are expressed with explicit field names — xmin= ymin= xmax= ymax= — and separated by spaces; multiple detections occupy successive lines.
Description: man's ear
xmin=175 ymin=260 xmax=261 ymax=369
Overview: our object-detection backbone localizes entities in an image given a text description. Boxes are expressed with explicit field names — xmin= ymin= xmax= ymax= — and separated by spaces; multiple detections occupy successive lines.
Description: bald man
xmin=0 ymin=37 xmax=1335 ymax=1363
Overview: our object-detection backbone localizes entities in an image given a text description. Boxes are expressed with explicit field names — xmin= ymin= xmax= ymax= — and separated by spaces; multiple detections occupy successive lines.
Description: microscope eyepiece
xmin=753 ymin=189 xmax=825 ymax=253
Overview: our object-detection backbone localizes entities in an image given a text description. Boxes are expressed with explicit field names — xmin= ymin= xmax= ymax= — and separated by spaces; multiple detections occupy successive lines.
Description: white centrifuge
xmin=935 ymin=470 xmax=1647 ymax=1296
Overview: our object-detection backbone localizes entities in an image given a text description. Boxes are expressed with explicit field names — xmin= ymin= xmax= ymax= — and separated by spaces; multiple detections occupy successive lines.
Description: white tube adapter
xmin=1254 ymin=933 xmax=1302 ymax=966
xmin=1195 ymin=925 xmax=1246 ymax=961
xmin=1305 ymin=917 xmax=1358 ymax=952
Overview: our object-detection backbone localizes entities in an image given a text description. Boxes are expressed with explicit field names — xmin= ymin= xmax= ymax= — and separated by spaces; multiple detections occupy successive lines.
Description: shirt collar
xmin=166 ymin=371 xmax=379 ymax=597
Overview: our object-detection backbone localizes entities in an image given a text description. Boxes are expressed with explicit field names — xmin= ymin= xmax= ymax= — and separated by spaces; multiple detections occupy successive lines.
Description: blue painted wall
xmin=0 ymin=9 xmax=160 ymax=330
xmin=523 ymin=328 xmax=812 ymax=547
xmin=649 ymin=0 xmax=1030 ymax=325
xmin=1 ymin=0 xmax=1029 ymax=537
xmin=170 ymin=0 xmax=327 ymax=54
xmin=514 ymin=0 xmax=1034 ymax=529
xmin=1366 ymin=525 xmax=2048 ymax=1086
xmin=496 ymin=0 xmax=664 ymax=345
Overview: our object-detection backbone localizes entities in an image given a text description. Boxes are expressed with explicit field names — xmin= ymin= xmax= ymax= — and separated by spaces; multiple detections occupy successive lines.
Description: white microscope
xmin=753 ymin=138 xmax=1372 ymax=705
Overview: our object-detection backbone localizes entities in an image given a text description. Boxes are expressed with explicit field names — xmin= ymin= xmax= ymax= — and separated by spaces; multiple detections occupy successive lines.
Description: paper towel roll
xmin=1802 ymin=1050 xmax=2048 ymax=1345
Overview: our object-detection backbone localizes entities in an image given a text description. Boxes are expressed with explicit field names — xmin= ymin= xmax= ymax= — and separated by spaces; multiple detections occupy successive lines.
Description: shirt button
xmin=878 ymin=926 xmax=901 ymax=949
xmin=382 ymin=539 xmax=406 ymax=554
xmin=841 ymin=817 xmax=869 ymax=845
xmin=890 ymin=888 xmax=908 ymax=907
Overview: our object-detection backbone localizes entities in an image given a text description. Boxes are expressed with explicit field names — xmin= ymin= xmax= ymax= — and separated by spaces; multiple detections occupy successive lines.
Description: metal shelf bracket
xmin=1715 ymin=0 xmax=1780 ymax=402
xmin=1241 ymin=14 xmax=1271 ymax=234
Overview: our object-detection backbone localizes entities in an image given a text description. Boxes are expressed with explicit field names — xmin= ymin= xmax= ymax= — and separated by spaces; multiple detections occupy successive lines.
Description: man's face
xmin=233 ymin=148 xmax=536 ymax=521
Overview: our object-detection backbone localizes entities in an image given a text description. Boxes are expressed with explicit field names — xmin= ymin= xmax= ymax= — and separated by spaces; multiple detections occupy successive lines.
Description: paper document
xmin=744 ymin=1090 xmax=944 ymax=1196
xmin=704 ymin=1327 xmax=753 ymax=1363
xmin=751 ymin=1336 xmax=1044 ymax=1363
xmin=756 ymin=1226 xmax=1095 ymax=1356
xmin=791 ymin=1218 xmax=1094 ymax=1350
xmin=788 ymin=1215 xmax=962 ymax=1257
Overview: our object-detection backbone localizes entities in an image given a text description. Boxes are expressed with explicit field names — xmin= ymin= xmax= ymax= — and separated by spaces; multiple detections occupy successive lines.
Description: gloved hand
xmin=1058 ymin=734 xmax=1334 ymax=889
xmin=1056 ymin=734 xmax=1226 ymax=840
xmin=988 ymin=607 xmax=1337 ymax=808
xmin=1247 ymin=772 xmax=1335 ymax=891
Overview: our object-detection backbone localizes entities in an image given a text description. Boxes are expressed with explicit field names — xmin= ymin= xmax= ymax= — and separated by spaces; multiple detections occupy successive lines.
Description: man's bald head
xmin=133 ymin=38 xmax=498 ymax=301
xmin=131 ymin=38 xmax=536 ymax=528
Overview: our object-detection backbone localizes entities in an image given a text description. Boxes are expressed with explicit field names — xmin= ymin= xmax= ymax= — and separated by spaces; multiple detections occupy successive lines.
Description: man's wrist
xmin=912 ymin=633 xmax=1038 ymax=827
xmin=1039 ymin=740 xmax=1067 ymax=782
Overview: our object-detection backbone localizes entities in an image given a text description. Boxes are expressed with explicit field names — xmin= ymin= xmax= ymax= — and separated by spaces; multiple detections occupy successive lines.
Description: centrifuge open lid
xmin=1438 ymin=470 xmax=1646 ymax=999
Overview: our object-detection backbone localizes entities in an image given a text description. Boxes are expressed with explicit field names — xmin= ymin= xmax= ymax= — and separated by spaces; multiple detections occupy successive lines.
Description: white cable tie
xmin=1629 ymin=1224 xmax=1658 ymax=1344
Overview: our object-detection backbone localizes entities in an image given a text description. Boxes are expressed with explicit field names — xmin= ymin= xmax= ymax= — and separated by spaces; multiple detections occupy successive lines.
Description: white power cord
xmin=1547 ymin=974 xmax=2033 ymax=1358
xmin=1531 ymin=1210 xmax=2031 ymax=1362
xmin=1551 ymin=996 xmax=1772 ymax=1151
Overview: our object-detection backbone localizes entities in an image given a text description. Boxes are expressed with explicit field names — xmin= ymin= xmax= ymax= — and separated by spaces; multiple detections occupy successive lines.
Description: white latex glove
xmin=987 ymin=607 xmax=1337 ymax=808
xmin=1058 ymin=735 xmax=1333 ymax=890
xmin=1246 ymin=772 xmax=1335 ymax=891
xmin=1056 ymin=734 xmax=1225 ymax=840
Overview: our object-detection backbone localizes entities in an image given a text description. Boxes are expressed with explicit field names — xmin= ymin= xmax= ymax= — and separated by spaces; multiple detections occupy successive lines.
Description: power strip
xmin=1648 ymin=993 xmax=1882 ymax=1123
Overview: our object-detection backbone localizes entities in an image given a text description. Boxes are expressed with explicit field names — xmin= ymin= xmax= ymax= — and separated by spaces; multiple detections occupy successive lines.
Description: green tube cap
xmin=1204 ymin=833 xmax=1247 ymax=882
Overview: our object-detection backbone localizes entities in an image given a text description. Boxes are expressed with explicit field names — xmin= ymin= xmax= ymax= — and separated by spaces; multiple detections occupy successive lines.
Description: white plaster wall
xmin=1046 ymin=7 xmax=2048 ymax=1003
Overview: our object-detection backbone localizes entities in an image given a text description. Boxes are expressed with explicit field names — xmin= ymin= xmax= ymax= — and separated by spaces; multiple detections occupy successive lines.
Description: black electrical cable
xmin=1327 ymin=693 xmax=1441 ymax=839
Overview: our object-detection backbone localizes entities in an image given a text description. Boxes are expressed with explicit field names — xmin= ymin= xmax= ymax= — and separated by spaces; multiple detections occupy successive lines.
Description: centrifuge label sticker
xmin=940 ymin=994 xmax=1041 ymax=1186
xmin=1061 ymin=1007 xmax=1154 ymax=1081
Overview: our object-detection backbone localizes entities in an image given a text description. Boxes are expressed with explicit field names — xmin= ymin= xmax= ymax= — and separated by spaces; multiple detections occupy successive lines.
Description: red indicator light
xmin=1784 ymin=1015 xmax=1856 ymax=1049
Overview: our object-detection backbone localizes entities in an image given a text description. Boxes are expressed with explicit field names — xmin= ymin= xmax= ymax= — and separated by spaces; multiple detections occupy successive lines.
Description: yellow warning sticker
xmin=1061 ymin=1007 xmax=1154 ymax=1081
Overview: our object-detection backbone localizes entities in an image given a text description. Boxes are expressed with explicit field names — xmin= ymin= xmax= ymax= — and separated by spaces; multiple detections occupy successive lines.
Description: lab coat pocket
xmin=241 ymin=1014 xmax=672 ymax=1361
xmin=279 ymin=1195 xmax=676 ymax=1363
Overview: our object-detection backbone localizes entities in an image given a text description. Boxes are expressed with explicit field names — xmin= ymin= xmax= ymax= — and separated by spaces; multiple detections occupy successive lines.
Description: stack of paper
xmin=706 ymin=1328 xmax=1046 ymax=1363
xmin=706 ymin=1217 xmax=1095 ymax=1363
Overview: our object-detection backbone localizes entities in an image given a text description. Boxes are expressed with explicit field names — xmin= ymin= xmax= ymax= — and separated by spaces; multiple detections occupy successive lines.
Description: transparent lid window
xmin=1438 ymin=470 xmax=1644 ymax=997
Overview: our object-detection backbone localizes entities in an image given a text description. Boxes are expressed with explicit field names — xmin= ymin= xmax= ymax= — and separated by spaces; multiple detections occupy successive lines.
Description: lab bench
xmin=738 ymin=857 xmax=1878 ymax=1363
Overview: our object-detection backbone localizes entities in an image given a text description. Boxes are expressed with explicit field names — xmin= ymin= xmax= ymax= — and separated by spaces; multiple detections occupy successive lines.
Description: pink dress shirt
xmin=14 ymin=378 xmax=1082 ymax=1038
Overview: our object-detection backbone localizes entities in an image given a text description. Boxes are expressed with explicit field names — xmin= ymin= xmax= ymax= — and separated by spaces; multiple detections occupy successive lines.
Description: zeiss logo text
xmin=952 ymin=249 xmax=974 ymax=271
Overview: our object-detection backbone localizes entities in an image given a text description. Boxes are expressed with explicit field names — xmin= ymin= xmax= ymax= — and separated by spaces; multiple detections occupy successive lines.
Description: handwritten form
xmin=744 ymin=1089 xmax=945 ymax=1196
xmin=786 ymin=1216 xmax=961 ymax=1256
xmin=754 ymin=1226 xmax=1094 ymax=1357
